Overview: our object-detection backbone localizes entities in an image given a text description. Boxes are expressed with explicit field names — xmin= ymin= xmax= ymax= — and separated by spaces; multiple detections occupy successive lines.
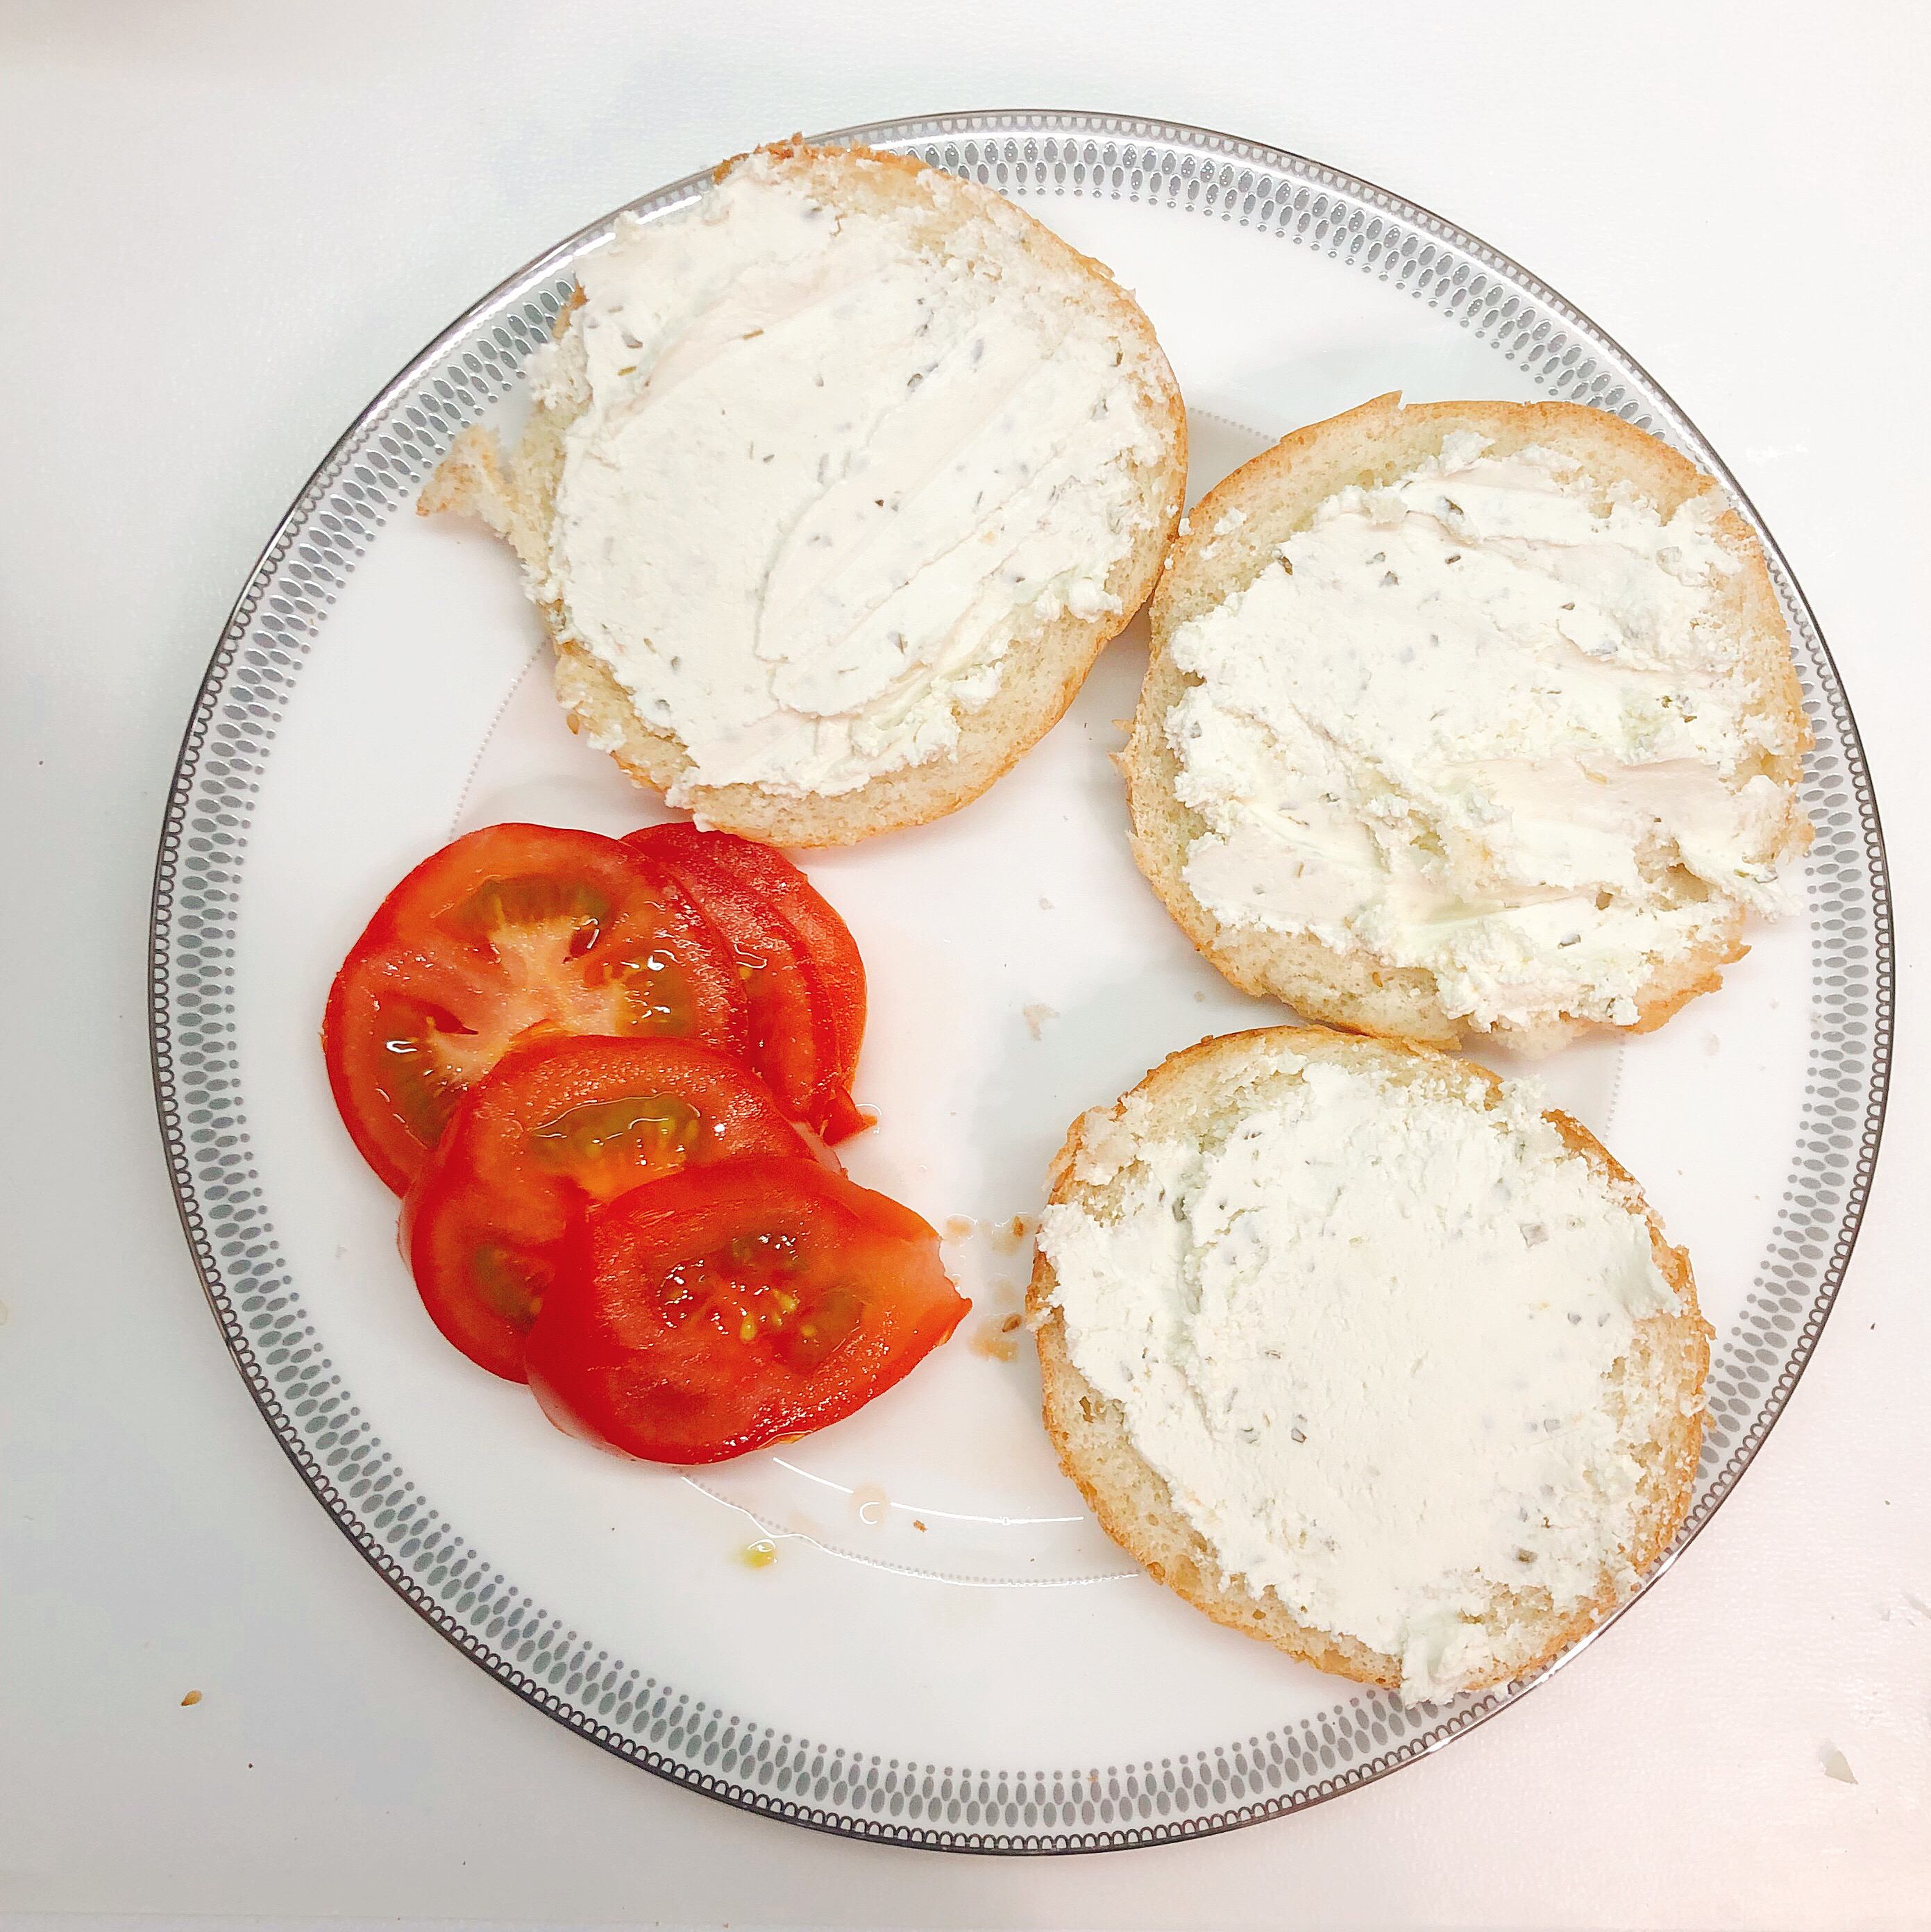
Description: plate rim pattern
xmin=147 ymin=109 xmax=1893 ymax=1854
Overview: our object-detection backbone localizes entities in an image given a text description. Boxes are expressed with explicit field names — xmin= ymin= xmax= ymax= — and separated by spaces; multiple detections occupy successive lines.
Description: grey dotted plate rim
xmin=149 ymin=110 xmax=1892 ymax=1854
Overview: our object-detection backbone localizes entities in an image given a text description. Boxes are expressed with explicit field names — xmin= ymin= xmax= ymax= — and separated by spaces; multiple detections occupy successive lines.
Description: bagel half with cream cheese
xmin=422 ymin=140 xmax=1186 ymax=846
xmin=1124 ymin=393 xmax=1809 ymax=1052
xmin=1029 ymin=1025 xmax=1710 ymax=1706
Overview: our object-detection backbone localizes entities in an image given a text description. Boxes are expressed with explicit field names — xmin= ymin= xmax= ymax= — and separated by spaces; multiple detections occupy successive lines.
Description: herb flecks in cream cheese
xmin=1165 ymin=436 xmax=1801 ymax=1030
xmin=534 ymin=154 xmax=1163 ymax=801
xmin=1040 ymin=1053 xmax=1683 ymax=1705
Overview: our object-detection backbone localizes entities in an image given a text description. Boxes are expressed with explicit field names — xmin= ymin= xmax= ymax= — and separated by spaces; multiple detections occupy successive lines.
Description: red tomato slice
xmin=525 ymin=1155 xmax=967 ymax=1463
xmin=623 ymin=826 xmax=868 ymax=1141
xmin=323 ymin=824 xmax=748 ymax=1193
xmin=400 ymin=1037 xmax=804 ymax=1381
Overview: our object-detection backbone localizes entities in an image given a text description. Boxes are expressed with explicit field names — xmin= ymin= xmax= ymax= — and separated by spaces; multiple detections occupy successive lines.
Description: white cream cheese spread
xmin=1165 ymin=435 xmax=1803 ymax=1030
xmin=1040 ymin=1052 xmax=1685 ymax=1704
xmin=532 ymin=153 xmax=1165 ymax=801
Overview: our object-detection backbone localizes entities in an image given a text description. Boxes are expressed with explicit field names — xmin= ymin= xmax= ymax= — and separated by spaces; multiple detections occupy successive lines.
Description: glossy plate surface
xmin=151 ymin=112 xmax=1890 ymax=1851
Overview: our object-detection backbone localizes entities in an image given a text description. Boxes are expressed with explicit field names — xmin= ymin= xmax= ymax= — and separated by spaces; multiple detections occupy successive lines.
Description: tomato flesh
xmin=525 ymin=1155 xmax=966 ymax=1463
xmin=400 ymin=1037 xmax=804 ymax=1381
xmin=623 ymin=826 xmax=868 ymax=1141
xmin=323 ymin=823 xmax=748 ymax=1192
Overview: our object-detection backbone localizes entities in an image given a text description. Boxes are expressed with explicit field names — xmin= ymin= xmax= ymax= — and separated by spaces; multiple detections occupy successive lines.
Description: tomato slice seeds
xmin=402 ymin=1037 xmax=804 ymax=1381
xmin=526 ymin=1155 xmax=968 ymax=1463
xmin=324 ymin=823 xmax=748 ymax=1193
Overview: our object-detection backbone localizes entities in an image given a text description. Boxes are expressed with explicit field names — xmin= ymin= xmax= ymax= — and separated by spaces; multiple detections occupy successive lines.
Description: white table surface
xmin=3 ymin=2 xmax=1928 ymax=1926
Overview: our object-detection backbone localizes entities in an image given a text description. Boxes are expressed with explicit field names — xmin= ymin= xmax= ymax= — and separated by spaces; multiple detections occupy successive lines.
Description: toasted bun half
xmin=1123 ymin=393 xmax=1808 ymax=1052
xmin=1029 ymin=1024 xmax=1710 ymax=1702
xmin=422 ymin=140 xmax=1186 ymax=846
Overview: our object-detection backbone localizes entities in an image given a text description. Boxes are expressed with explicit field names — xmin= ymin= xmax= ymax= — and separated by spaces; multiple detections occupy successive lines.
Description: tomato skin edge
xmin=398 ymin=1157 xmax=537 ymax=1383
xmin=816 ymin=1082 xmax=871 ymax=1145
xmin=693 ymin=834 xmax=868 ymax=1080
xmin=322 ymin=980 xmax=421 ymax=1197
xmin=622 ymin=825 xmax=868 ymax=1140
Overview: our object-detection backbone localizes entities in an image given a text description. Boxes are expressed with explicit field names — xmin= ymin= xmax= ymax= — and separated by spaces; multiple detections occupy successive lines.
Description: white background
xmin=3 ymin=2 xmax=1928 ymax=1926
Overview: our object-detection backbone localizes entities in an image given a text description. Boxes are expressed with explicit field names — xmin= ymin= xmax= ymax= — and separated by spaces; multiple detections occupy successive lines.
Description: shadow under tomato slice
xmin=323 ymin=823 xmax=749 ymax=1193
xmin=400 ymin=1036 xmax=806 ymax=1381
xmin=525 ymin=1154 xmax=967 ymax=1463
xmin=623 ymin=826 xmax=868 ymax=1141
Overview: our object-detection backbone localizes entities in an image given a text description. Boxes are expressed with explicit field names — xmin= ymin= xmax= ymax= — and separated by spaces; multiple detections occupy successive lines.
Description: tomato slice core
xmin=525 ymin=1155 xmax=966 ymax=1463
xmin=400 ymin=1036 xmax=804 ymax=1381
xmin=324 ymin=823 xmax=748 ymax=1192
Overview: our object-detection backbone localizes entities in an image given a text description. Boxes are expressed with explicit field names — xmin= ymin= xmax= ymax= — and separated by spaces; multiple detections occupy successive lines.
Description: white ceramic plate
xmin=151 ymin=112 xmax=1891 ymax=1852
